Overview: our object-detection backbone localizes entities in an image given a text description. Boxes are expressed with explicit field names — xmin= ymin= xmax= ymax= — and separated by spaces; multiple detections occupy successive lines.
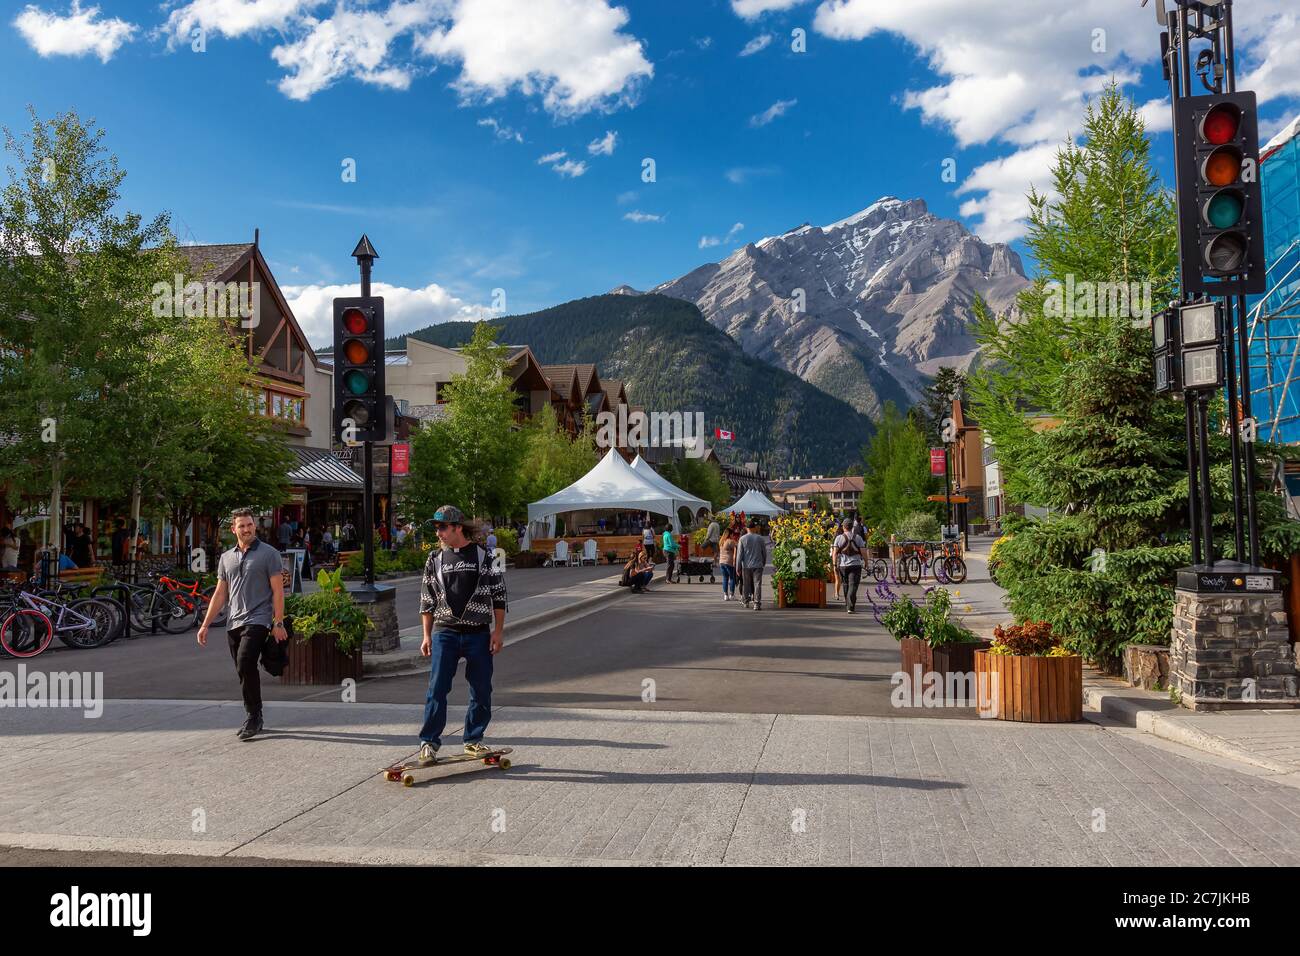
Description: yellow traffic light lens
xmin=1204 ymin=147 xmax=1242 ymax=186
xmin=1201 ymin=104 xmax=1241 ymax=145
xmin=342 ymin=308 xmax=368 ymax=335
xmin=344 ymin=339 xmax=369 ymax=364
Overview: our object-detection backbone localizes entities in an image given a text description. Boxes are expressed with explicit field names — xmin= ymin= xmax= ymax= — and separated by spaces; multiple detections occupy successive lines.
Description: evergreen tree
xmin=920 ymin=367 xmax=966 ymax=445
xmin=859 ymin=403 xmax=943 ymax=533
xmin=970 ymin=83 xmax=1300 ymax=670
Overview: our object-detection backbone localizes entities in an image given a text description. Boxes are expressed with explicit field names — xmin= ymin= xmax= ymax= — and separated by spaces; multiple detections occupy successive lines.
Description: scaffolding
xmin=1247 ymin=114 xmax=1300 ymax=443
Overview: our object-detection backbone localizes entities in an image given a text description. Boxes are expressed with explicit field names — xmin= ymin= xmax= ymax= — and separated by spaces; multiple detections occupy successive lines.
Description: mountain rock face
xmin=652 ymin=197 xmax=1029 ymax=418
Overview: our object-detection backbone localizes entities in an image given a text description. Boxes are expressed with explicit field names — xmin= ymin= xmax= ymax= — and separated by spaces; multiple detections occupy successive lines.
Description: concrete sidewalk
xmin=1085 ymin=675 xmax=1300 ymax=780
xmin=4 ymin=698 xmax=1300 ymax=866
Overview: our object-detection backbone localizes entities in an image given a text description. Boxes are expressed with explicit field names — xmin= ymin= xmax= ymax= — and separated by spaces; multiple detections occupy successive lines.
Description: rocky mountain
xmin=398 ymin=293 xmax=875 ymax=475
xmin=651 ymin=197 xmax=1028 ymax=418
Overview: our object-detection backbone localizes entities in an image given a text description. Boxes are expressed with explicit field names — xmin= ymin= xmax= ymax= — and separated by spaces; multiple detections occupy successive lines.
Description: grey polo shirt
xmin=217 ymin=538 xmax=282 ymax=630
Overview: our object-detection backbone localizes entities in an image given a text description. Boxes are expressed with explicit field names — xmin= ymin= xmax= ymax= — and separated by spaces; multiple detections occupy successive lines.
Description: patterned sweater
xmin=419 ymin=545 xmax=508 ymax=630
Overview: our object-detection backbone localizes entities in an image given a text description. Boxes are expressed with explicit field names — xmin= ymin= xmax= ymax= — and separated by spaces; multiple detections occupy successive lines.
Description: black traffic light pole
xmin=354 ymin=238 xmax=377 ymax=591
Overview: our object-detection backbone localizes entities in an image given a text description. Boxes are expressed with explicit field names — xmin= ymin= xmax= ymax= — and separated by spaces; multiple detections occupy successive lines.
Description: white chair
xmin=581 ymin=539 xmax=598 ymax=566
xmin=553 ymin=540 xmax=570 ymax=567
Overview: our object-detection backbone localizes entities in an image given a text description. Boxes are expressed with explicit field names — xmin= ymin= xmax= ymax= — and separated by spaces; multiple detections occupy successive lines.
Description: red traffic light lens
xmin=343 ymin=338 xmax=370 ymax=364
xmin=1201 ymin=103 xmax=1240 ymax=145
xmin=1203 ymin=146 xmax=1242 ymax=187
xmin=342 ymin=308 xmax=368 ymax=335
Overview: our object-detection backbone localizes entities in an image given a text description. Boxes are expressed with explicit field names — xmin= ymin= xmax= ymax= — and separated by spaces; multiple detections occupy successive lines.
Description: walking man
xmin=197 ymin=509 xmax=288 ymax=741
xmin=705 ymin=516 xmax=720 ymax=557
xmin=416 ymin=505 xmax=507 ymax=765
xmin=832 ymin=517 xmax=866 ymax=614
xmin=738 ymin=518 xmax=768 ymax=610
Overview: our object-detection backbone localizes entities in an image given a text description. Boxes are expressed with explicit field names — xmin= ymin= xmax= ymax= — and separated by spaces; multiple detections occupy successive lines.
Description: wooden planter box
xmin=775 ymin=577 xmax=828 ymax=608
xmin=282 ymin=630 xmax=362 ymax=685
xmin=899 ymin=637 xmax=932 ymax=677
xmin=975 ymin=650 xmax=1083 ymax=722
xmin=931 ymin=639 xmax=992 ymax=700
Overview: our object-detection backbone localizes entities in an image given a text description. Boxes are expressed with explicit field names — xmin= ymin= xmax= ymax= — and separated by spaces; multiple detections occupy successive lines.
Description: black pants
xmin=227 ymin=624 xmax=272 ymax=716
xmin=665 ymin=551 xmax=676 ymax=580
xmin=840 ymin=566 xmax=862 ymax=611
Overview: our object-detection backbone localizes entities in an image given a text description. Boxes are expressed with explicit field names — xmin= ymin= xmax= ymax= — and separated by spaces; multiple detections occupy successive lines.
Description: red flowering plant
xmin=989 ymin=619 xmax=1075 ymax=658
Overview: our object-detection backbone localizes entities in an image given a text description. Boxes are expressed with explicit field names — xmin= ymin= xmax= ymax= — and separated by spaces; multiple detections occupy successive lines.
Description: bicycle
xmin=105 ymin=573 xmax=192 ymax=634
xmin=158 ymin=574 xmax=226 ymax=629
xmin=0 ymin=582 xmax=118 ymax=650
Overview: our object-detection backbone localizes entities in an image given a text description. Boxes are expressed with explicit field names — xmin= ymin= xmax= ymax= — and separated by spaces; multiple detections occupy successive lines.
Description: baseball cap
xmin=432 ymin=505 xmax=466 ymax=526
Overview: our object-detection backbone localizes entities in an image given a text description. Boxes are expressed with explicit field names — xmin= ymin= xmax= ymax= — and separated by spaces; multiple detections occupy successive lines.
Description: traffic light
xmin=1174 ymin=91 xmax=1266 ymax=296
xmin=332 ymin=296 xmax=387 ymax=442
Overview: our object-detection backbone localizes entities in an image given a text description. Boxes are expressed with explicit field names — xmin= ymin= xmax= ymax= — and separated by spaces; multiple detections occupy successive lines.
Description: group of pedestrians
xmin=717 ymin=517 xmax=771 ymax=609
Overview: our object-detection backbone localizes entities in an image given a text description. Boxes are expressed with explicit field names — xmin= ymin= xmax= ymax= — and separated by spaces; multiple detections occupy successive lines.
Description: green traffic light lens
xmin=343 ymin=369 xmax=370 ymax=395
xmin=1206 ymin=191 xmax=1243 ymax=229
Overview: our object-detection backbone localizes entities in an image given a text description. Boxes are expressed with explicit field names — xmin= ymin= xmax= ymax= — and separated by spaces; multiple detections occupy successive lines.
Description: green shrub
xmin=492 ymin=527 xmax=519 ymax=556
xmin=896 ymin=511 xmax=941 ymax=542
xmin=285 ymin=568 xmax=373 ymax=654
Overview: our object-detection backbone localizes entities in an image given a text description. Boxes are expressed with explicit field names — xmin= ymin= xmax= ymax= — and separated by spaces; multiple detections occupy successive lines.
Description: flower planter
xmin=974 ymin=649 xmax=1083 ymax=722
xmin=899 ymin=637 xmax=932 ymax=677
xmin=931 ymin=639 xmax=992 ymax=701
xmin=775 ymin=577 xmax=827 ymax=608
xmin=282 ymin=630 xmax=362 ymax=685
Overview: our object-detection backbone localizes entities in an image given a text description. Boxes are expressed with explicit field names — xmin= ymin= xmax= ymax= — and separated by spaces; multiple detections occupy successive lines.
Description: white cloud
xmin=1240 ymin=12 xmax=1300 ymax=104
xmin=284 ymin=279 xmax=495 ymax=344
xmin=694 ymin=36 xmax=713 ymax=49
xmin=537 ymin=150 xmax=568 ymax=164
xmin=161 ymin=0 xmax=314 ymax=45
xmin=749 ymin=97 xmax=796 ymax=127
xmin=699 ymin=222 xmax=744 ymax=248
xmin=588 ymin=130 xmax=618 ymax=155
xmin=417 ymin=0 xmax=653 ymax=117
xmin=14 ymin=1 xmax=136 ymax=62
xmin=271 ymin=1 xmax=434 ymax=100
xmin=552 ymin=158 xmax=587 ymax=178
xmin=739 ymin=33 xmax=773 ymax=57
xmin=616 ymin=190 xmax=638 ymax=204
xmin=725 ymin=165 xmax=778 ymax=184
xmin=623 ymin=210 xmax=663 ymax=223
xmin=478 ymin=117 xmax=523 ymax=142
xmin=731 ymin=0 xmax=809 ymax=19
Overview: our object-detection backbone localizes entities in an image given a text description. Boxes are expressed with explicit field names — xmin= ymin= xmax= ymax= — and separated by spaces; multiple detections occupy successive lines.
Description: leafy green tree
xmin=969 ymin=84 xmax=1300 ymax=671
xmin=516 ymin=403 xmax=597 ymax=514
xmin=859 ymin=403 xmax=943 ymax=533
xmin=659 ymin=456 xmax=732 ymax=512
xmin=406 ymin=322 xmax=523 ymax=522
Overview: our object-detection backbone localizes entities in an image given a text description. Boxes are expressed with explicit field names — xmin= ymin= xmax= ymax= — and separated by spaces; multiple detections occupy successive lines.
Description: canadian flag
xmin=715 ymin=428 xmax=734 ymax=440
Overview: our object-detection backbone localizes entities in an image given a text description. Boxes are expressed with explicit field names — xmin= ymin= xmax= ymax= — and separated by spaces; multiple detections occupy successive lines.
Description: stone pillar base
xmin=1170 ymin=587 xmax=1299 ymax=710
xmin=350 ymin=584 xmax=400 ymax=655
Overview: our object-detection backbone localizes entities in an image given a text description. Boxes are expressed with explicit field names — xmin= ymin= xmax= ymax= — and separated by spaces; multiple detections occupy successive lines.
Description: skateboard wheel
xmin=401 ymin=773 xmax=415 ymax=787
xmin=499 ymin=758 xmax=511 ymax=770
xmin=385 ymin=771 xmax=400 ymax=782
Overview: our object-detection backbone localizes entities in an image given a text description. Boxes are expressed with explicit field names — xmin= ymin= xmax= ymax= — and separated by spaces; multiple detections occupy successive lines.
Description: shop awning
xmin=288 ymin=447 xmax=364 ymax=491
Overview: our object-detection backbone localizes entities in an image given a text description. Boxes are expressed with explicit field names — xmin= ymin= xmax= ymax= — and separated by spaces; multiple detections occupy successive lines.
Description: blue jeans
xmin=720 ymin=563 xmax=737 ymax=596
xmin=418 ymin=627 xmax=493 ymax=748
xmin=630 ymin=570 xmax=652 ymax=588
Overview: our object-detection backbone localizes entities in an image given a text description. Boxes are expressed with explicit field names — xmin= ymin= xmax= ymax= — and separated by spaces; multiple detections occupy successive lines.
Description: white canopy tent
xmin=629 ymin=455 xmax=712 ymax=519
xmin=723 ymin=489 xmax=786 ymax=516
xmin=527 ymin=448 xmax=686 ymax=534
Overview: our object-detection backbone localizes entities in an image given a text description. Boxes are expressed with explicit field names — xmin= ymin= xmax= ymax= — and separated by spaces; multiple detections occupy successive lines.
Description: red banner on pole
xmin=930 ymin=448 xmax=946 ymax=476
xmin=391 ymin=442 xmax=410 ymax=476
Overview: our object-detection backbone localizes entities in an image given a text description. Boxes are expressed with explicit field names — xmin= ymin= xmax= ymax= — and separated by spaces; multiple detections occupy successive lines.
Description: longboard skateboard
xmin=382 ymin=747 xmax=513 ymax=786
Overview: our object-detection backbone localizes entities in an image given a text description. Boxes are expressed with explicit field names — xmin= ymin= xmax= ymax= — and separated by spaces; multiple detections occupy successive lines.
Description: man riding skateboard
xmin=416 ymin=505 xmax=507 ymax=766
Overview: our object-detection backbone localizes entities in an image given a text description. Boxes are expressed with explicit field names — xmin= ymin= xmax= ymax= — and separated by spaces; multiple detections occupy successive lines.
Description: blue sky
xmin=3 ymin=0 xmax=1299 ymax=346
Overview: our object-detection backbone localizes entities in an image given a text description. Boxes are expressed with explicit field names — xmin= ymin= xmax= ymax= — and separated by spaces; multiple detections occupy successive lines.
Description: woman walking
xmin=718 ymin=527 xmax=739 ymax=602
